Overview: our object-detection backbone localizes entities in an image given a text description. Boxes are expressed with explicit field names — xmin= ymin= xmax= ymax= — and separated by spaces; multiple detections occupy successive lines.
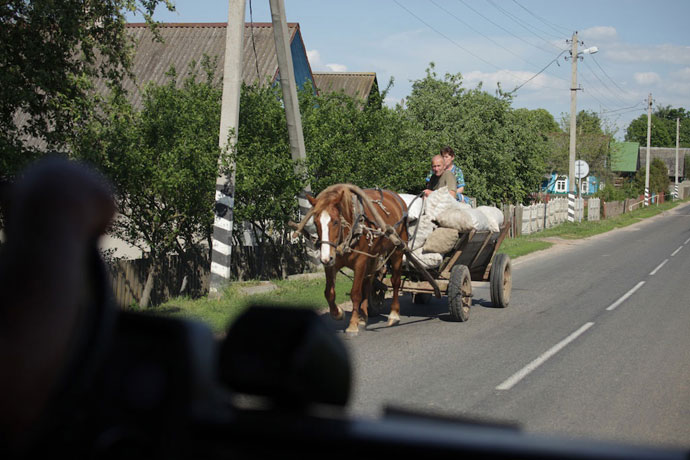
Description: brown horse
xmin=301 ymin=184 xmax=409 ymax=335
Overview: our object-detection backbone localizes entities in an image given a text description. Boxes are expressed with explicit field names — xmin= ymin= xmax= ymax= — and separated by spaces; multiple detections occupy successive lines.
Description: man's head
xmin=441 ymin=146 xmax=455 ymax=169
xmin=431 ymin=155 xmax=445 ymax=176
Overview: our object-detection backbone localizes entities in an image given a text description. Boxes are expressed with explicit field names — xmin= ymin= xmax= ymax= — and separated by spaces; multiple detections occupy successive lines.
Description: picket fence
xmin=512 ymin=197 xmax=601 ymax=236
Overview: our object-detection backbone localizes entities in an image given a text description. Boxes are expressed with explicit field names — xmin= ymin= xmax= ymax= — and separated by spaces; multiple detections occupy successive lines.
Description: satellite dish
xmin=575 ymin=160 xmax=589 ymax=179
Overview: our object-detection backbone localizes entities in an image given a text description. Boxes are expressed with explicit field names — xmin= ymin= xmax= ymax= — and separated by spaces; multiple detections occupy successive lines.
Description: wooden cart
xmin=370 ymin=221 xmax=512 ymax=322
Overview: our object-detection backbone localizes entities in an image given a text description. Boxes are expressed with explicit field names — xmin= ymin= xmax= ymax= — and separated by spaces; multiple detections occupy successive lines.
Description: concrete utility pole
xmin=673 ymin=118 xmax=680 ymax=199
xmin=567 ymin=31 xmax=579 ymax=223
xmin=645 ymin=93 xmax=652 ymax=206
xmin=209 ymin=0 xmax=246 ymax=298
xmin=270 ymin=0 xmax=318 ymax=268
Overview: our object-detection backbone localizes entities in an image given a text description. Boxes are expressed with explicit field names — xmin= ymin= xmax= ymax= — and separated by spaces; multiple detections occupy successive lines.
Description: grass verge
xmin=148 ymin=199 xmax=689 ymax=332
xmin=154 ymin=275 xmax=354 ymax=334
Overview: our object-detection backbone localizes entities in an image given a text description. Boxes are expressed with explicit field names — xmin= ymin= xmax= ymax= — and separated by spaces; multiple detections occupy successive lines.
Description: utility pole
xmin=673 ymin=118 xmax=680 ymax=200
xmin=270 ymin=0 xmax=318 ymax=268
xmin=645 ymin=93 xmax=652 ymax=206
xmin=209 ymin=0 xmax=245 ymax=298
xmin=567 ymin=31 xmax=579 ymax=223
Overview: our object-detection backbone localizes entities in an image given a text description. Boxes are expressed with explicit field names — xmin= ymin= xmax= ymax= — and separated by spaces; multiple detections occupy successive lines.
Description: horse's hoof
xmin=331 ymin=307 xmax=344 ymax=321
xmin=358 ymin=317 xmax=367 ymax=328
xmin=345 ymin=324 xmax=360 ymax=335
xmin=387 ymin=311 xmax=400 ymax=327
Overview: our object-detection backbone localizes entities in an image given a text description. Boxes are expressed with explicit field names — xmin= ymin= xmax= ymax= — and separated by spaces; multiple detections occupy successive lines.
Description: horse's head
xmin=307 ymin=188 xmax=348 ymax=267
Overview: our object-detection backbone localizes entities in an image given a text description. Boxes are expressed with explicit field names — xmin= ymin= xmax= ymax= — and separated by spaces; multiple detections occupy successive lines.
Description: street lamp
xmin=566 ymin=32 xmax=598 ymax=222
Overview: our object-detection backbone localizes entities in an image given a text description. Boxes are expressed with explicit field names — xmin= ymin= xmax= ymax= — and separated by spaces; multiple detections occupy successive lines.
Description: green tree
xmin=233 ymin=83 xmax=305 ymax=278
xmin=634 ymin=158 xmax=670 ymax=196
xmin=548 ymin=110 xmax=613 ymax=187
xmin=300 ymin=80 xmax=433 ymax=195
xmin=72 ymin=59 xmax=225 ymax=306
xmin=625 ymin=114 xmax=673 ymax=147
xmin=404 ymin=64 xmax=551 ymax=204
xmin=0 ymin=0 xmax=173 ymax=179
xmin=625 ymin=106 xmax=690 ymax=148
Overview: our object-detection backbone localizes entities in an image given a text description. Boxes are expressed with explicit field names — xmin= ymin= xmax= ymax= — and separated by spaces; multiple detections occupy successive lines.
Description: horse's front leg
xmin=346 ymin=262 xmax=367 ymax=335
xmin=325 ymin=266 xmax=343 ymax=320
xmin=387 ymin=250 xmax=404 ymax=327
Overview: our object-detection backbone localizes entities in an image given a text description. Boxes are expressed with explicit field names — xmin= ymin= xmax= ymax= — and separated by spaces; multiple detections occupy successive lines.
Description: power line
xmin=393 ymin=0 xmax=528 ymax=82
xmin=487 ymin=0 xmax=564 ymax=50
xmin=590 ymin=54 xmax=631 ymax=98
xmin=511 ymin=49 xmax=567 ymax=93
xmin=430 ymin=0 xmax=569 ymax=86
xmin=577 ymin=73 xmax=615 ymax=112
xmin=582 ymin=60 xmax=621 ymax=106
xmin=511 ymin=0 xmax=571 ymax=36
xmin=457 ymin=0 xmax=558 ymax=55
xmin=600 ymin=103 xmax=646 ymax=114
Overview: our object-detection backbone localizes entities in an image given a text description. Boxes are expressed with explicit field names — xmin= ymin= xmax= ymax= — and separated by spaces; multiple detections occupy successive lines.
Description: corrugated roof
xmin=312 ymin=72 xmax=377 ymax=102
xmin=610 ymin=141 xmax=639 ymax=173
xmin=639 ymin=146 xmax=689 ymax=177
xmin=109 ymin=22 xmax=302 ymax=109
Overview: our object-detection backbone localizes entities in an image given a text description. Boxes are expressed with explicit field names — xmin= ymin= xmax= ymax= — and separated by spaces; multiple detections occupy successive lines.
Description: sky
xmin=127 ymin=0 xmax=690 ymax=140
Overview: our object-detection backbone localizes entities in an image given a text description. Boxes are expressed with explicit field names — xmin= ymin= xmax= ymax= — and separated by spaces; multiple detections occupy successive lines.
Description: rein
xmin=328 ymin=190 xmax=406 ymax=273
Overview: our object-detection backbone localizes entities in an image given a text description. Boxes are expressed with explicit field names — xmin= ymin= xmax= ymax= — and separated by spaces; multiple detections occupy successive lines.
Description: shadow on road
xmin=318 ymin=292 xmax=498 ymax=333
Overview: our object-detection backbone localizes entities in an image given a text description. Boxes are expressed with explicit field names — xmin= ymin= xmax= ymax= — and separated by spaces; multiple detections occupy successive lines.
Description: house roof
xmin=312 ymin=72 xmax=378 ymax=102
xmin=113 ymin=22 xmax=307 ymax=109
xmin=610 ymin=142 xmax=639 ymax=173
xmin=639 ymin=147 xmax=689 ymax=177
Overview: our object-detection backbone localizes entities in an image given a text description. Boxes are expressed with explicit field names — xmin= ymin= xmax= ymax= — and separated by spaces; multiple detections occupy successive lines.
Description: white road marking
xmin=684 ymin=237 xmax=690 ymax=245
xmin=606 ymin=281 xmax=645 ymax=311
xmin=671 ymin=246 xmax=683 ymax=257
xmin=496 ymin=322 xmax=595 ymax=391
xmin=649 ymin=259 xmax=668 ymax=276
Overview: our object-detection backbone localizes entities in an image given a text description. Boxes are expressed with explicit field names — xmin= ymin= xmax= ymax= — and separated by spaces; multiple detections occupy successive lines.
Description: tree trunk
xmin=140 ymin=261 xmax=156 ymax=308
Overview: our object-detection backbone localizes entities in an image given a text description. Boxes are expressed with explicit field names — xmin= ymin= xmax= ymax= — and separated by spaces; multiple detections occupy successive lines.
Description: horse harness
xmin=319 ymin=188 xmax=408 ymax=270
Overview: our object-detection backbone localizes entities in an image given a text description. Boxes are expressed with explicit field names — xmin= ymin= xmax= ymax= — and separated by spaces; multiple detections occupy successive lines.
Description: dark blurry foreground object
xmin=220 ymin=305 xmax=351 ymax=408
xmin=0 ymin=157 xmax=115 ymax=444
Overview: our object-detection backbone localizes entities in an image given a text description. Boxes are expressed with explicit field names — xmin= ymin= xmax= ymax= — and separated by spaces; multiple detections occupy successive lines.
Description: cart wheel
xmin=490 ymin=253 xmax=511 ymax=308
xmin=412 ymin=293 xmax=431 ymax=304
xmin=448 ymin=264 xmax=472 ymax=322
xmin=368 ymin=277 xmax=387 ymax=316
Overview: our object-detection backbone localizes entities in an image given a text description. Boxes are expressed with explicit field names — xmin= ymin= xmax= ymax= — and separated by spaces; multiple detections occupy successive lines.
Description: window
xmin=555 ymin=179 xmax=566 ymax=192
xmin=581 ymin=180 xmax=588 ymax=195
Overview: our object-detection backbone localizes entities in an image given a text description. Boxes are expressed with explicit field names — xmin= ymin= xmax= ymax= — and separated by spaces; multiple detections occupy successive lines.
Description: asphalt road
xmin=320 ymin=202 xmax=690 ymax=450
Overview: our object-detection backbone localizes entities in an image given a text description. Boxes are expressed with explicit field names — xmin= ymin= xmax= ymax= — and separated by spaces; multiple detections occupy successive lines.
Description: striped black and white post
xmin=210 ymin=176 xmax=235 ymax=295
xmin=567 ymin=193 xmax=575 ymax=223
xmin=644 ymin=187 xmax=649 ymax=207
xmin=674 ymin=184 xmax=679 ymax=200
xmin=209 ymin=0 xmax=244 ymax=297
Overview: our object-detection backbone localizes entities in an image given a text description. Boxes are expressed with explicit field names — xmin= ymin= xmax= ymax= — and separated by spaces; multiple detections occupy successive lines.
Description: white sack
xmin=409 ymin=214 xmax=437 ymax=250
xmin=465 ymin=208 xmax=493 ymax=232
xmin=425 ymin=187 xmax=457 ymax=220
xmin=399 ymin=193 xmax=424 ymax=223
xmin=435 ymin=208 xmax=474 ymax=232
xmin=477 ymin=206 xmax=504 ymax=229
xmin=405 ymin=247 xmax=443 ymax=269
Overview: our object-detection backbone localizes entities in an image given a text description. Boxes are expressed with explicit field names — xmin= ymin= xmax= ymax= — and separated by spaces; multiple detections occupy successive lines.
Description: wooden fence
xmin=108 ymin=252 xmax=209 ymax=308
xmin=506 ymin=197 xmax=602 ymax=236
xmin=108 ymin=243 xmax=310 ymax=308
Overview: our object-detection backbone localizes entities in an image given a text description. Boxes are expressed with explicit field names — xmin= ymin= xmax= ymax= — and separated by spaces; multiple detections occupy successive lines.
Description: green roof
xmin=610 ymin=142 xmax=639 ymax=172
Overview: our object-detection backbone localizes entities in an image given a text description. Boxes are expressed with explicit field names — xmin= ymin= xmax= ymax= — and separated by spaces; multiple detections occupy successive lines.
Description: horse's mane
xmin=313 ymin=184 xmax=354 ymax=223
